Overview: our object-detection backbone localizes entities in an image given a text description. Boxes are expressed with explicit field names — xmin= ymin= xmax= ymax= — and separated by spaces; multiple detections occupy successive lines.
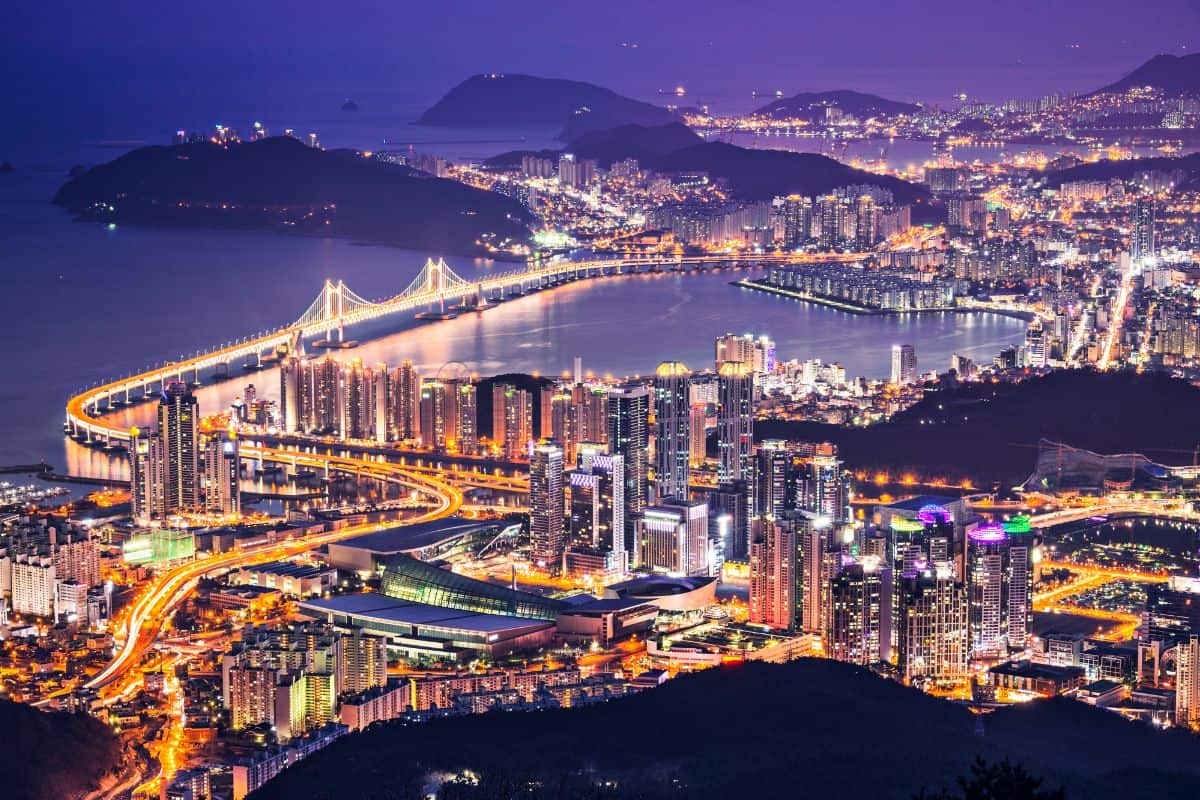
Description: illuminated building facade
xmin=749 ymin=517 xmax=796 ymax=630
xmin=530 ymin=441 xmax=565 ymax=575
xmin=653 ymin=361 xmax=692 ymax=502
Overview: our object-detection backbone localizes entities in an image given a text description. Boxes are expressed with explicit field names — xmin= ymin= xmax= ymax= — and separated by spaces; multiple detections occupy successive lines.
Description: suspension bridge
xmin=65 ymin=251 xmax=859 ymax=445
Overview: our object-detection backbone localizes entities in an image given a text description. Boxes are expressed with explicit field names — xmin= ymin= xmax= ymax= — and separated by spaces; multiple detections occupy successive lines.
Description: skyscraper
xmin=453 ymin=379 xmax=478 ymax=454
xmin=393 ymin=360 xmax=421 ymax=441
xmin=826 ymin=557 xmax=893 ymax=665
xmin=717 ymin=361 xmax=753 ymax=485
xmin=129 ymin=426 xmax=164 ymax=524
xmin=755 ymin=440 xmax=790 ymax=520
xmin=419 ymin=380 xmax=456 ymax=451
xmin=158 ymin=380 xmax=201 ymax=514
xmin=493 ymin=384 xmax=533 ymax=459
xmin=749 ymin=517 xmax=796 ymax=630
xmin=688 ymin=403 xmax=708 ymax=467
xmin=653 ymin=361 xmax=692 ymax=502
xmin=796 ymin=452 xmax=849 ymax=525
xmin=896 ymin=564 xmax=969 ymax=684
xmin=890 ymin=344 xmax=917 ymax=386
xmin=1178 ymin=634 xmax=1200 ymax=729
xmin=529 ymin=441 xmax=565 ymax=575
xmin=607 ymin=385 xmax=650 ymax=542
xmin=1133 ymin=195 xmax=1156 ymax=265
xmin=967 ymin=525 xmax=1007 ymax=658
xmin=568 ymin=447 xmax=626 ymax=572
xmin=204 ymin=432 xmax=241 ymax=516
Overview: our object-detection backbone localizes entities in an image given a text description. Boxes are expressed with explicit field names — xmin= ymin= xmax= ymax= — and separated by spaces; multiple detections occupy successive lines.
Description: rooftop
xmin=298 ymin=594 xmax=554 ymax=635
xmin=328 ymin=516 xmax=506 ymax=554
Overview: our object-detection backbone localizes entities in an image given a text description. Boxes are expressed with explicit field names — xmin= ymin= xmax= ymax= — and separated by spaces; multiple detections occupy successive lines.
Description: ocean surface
xmin=1 ymin=105 xmax=1026 ymax=479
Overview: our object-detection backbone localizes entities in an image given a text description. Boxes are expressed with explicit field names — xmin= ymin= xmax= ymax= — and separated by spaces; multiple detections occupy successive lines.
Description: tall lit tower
xmin=749 ymin=517 xmax=796 ymax=630
xmin=529 ymin=441 xmax=565 ymax=575
xmin=607 ymin=385 xmax=650 ymax=539
xmin=1132 ymin=196 xmax=1156 ymax=265
xmin=890 ymin=344 xmax=917 ymax=386
xmin=967 ymin=524 xmax=1007 ymax=658
xmin=157 ymin=380 xmax=201 ymax=514
xmin=653 ymin=361 xmax=692 ymax=501
xmin=717 ymin=361 xmax=753 ymax=484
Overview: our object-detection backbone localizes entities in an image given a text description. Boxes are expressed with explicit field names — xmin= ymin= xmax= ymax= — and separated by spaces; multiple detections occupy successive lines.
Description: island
xmin=1088 ymin=53 xmax=1200 ymax=97
xmin=489 ymin=121 xmax=935 ymax=213
xmin=1044 ymin=152 xmax=1200 ymax=191
xmin=52 ymin=136 xmax=532 ymax=257
xmin=752 ymin=89 xmax=921 ymax=120
xmin=416 ymin=73 xmax=678 ymax=140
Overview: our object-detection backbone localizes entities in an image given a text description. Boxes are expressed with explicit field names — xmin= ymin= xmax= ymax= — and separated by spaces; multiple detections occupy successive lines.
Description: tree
xmin=914 ymin=757 xmax=1066 ymax=800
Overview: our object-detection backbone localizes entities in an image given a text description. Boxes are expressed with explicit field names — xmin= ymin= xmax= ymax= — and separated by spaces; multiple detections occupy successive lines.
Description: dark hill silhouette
xmin=417 ymin=74 xmax=676 ymax=140
xmin=249 ymin=659 xmax=1200 ymax=800
xmin=1044 ymin=152 xmax=1200 ymax=191
xmin=1089 ymin=53 xmax=1200 ymax=96
xmin=757 ymin=370 xmax=1200 ymax=486
xmin=565 ymin=122 xmax=702 ymax=166
xmin=52 ymin=137 xmax=531 ymax=256
xmin=753 ymin=89 xmax=920 ymax=120
xmin=0 ymin=700 xmax=124 ymax=800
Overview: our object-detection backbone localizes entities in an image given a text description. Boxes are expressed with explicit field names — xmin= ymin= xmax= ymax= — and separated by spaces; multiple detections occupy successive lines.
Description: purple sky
xmin=3 ymin=1 xmax=1199 ymax=151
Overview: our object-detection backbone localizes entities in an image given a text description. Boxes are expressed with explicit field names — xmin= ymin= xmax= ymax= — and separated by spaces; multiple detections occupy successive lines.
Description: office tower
xmin=796 ymin=452 xmax=849 ymax=525
xmin=890 ymin=344 xmax=917 ymax=386
xmin=204 ymin=433 xmax=241 ymax=516
xmin=129 ymin=427 xmax=164 ymax=523
xmin=493 ymin=384 xmax=533 ymax=459
xmin=607 ymin=385 xmax=650 ymax=539
xmin=749 ymin=517 xmax=796 ymax=630
xmin=896 ymin=564 xmax=969 ymax=684
xmin=1178 ymin=635 xmax=1200 ymax=728
xmin=709 ymin=480 xmax=751 ymax=561
xmin=653 ymin=361 xmax=692 ymax=501
xmin=755 ymin=440 xmax=790 ymax=520
xmin=717 ymin=361 xmax=753 ymax=485
xmin=1133 ymin=196 xmax=1156 ymax=264
xmin=453 ymin=379 xmax=478 ymax=453
xmin=530 ymin=442 xmax=565 ymax=575
xmin=967 ymin=525 xmax=1006 ymax=657
xmin=393 ymin=360 xmax=421 ymax=441
xmin=419 ymin=379 xmax=456 ymax=451
xmin=335 ymin=630 xmax=388 ymax=696
xmin=688 ymin=404 xmax=708 ymax=467
xmin=158 ymin=380 xmax=202 ymax=514
xmin=568 ymin=448 xmax=625 ymax=561
xmin=826 ymin=557 xmax=892 ymax=665
xmin=637 ymin=499 xmax=709 ymax=577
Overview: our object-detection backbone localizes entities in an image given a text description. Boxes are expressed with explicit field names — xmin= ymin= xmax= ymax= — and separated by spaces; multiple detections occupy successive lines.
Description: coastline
xmin=733 ymin=279 xmax=1038 ymax=322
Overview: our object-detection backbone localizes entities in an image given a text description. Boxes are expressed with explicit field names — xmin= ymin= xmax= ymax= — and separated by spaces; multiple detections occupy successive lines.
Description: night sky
xmin=3 ymin=1 xmax=1199 ymax=152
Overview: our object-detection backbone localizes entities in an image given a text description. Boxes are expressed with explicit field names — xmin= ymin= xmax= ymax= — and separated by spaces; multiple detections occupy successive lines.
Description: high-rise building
xmin=453 ymin=380 xmax=478 ymax=454
xmin=749 ymin=517 xmax=796 ymax=630
xmin=653 ymin=361 xmax=692 ymax=501
xmin=129 ymin=427 xmax=165 ymax=524
xmin=795 ymin=511 xmax=829 ymax=635
xmin=688 ymin=403 xmax=708 ymax=467
xmin=709 ymin=480 xmax=751 ymax=562
xmin=204 ymin=432 xmax=241 ymax=516
xmin=158 ymin=381 xmax=202 ymax=514
xmin=755 ymin=440 xmax=790 ymax=520
xmin=962 ymin=522 xmax=1033 ymax=657
xmin=717 ymin=361 xmax=753 ymax=485
xmin=493 ymin=384 xmax=533 ymax=459
xmin=419 ymin=380 xmax=456 ymax=451
xmin=890 ymin=344 xmax=917 ymax=386
xmin=393 ymin=360 xmax=421 ymax=441
xmin=607 ymin=385 xmax=650 ymax=542
xmin=335 ymin=630 xmax=389 ymax=696
xmin=637 ymin=498 xmax=709 ymax=577
xmin=826 ymin=557 xmax=892 ymax=665
xmin=1178 ymin=634 xmax=1200 ymax=729
xmin=896 ymin=564 xmax=969 ymax=684
xmin=796 ymin=452 xmax=850 ymax=526
xmin=1133 ymin=196 xmax=1156 ymax=265
xmin=529 ymin=442 xmax=565 ymax=575
xmin=11 ymin=554 xmax=56 ymax=617
xmin=568 ymin=447 xmax=625 ymax=562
